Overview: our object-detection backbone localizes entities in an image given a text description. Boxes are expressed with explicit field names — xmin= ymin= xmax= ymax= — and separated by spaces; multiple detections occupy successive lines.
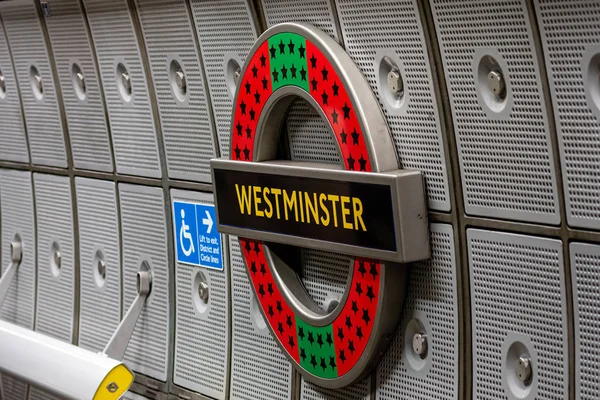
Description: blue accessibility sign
xmin=173 ymin=201 xmax=223 ymax=270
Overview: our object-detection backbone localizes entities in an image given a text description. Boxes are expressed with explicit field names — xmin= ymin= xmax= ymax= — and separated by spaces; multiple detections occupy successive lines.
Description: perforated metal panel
xmin=33 ymin=174 xmax=75 ymax=343
xmin=262 ymin=0 xmax=340 ymax=42
xmin=75 ymin=178 xmax=121 ymax=353
xmin=0 ymin=18 xmax=28 ymax=164
xmin=119 ymin=184 xmax=170 ymax=382
xmin=135 ymin=0 xmax=218 ymax=182
xmin=170 ymin=189 xmax=229 ymax=399
xmin=376 ymin=223 xmax=458 ymax=400
xmin=335 ymin=0 xmax=450 ymax=211
xmin=468 ymin=229 xmax=568 ymax=400
xmin=0 ymin=170 xmax=35 ymax=329
xmin=229 ymin=236 xmax=293 ymax=400
xmin=43 ymin=0 xmax=113 ymax=173
xmin=430 ymin=0 xmax=560 ymax=224
xmin=0 ymin=0 xmax=66 ymax=168
xmin=534 ymin=1 xmax=600 ymax=230
xmin=571 ymin=242 xmax=600 ymax=400
xmin=188 ymin=0 xmax=258 ymax=157
xmin=301 ymin=378 xmax=369 ymax=400
xmin=83 ymin=0 xmax=161 ymax=178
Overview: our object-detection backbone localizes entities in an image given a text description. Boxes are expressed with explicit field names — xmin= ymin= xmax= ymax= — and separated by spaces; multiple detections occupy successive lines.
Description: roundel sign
xmin=211 ymin=23 xmax=430 ymax=388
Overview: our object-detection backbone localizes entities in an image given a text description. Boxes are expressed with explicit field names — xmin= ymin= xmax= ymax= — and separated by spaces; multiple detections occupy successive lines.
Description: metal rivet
xmin=121 ymin=71 xmax=131 ymax=96
xmin=198 ymin=281 xmax=209 ymax=304
xmin=233 ymin=68 xmax=241 ymax=84
xmin=175 ymin=70 xmax=186 ymax=92
xmin=97 ymin=259 xmax=106 ymax=280
xmin=34 ymin=72 xmax=43 ymax=94
xmin=53 ymin=250 xmax=61 ymax=269
xmin=487 ymin=70 xmax=506 ymax=99
xmin=387 ymin=67 xmax=403 ymax=95
xmin=10 ymin=241 xmax=22 ymax=264
xmin=106 ymin=382 xmax=119 ymax=393
xmin=76 ymin=71 xmax=86 ymax=94
xmin=516 ymin=355 xmax=532 ymax=383
xmin=412 ymin=332 xmax=427 ymax=356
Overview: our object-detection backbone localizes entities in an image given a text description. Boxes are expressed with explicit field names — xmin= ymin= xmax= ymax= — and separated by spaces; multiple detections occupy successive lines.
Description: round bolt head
xmin=386 ymin=68 xmax=403 ymax=95
xmin=10 ymin=241 xmax=22 ymax=264
xmin=487 ymin=70 xmax=506 ymax=99
xmin=412 ymin=332 xmax=427 ymax=356
xmin=106 ymin=382 xmax=119 ymax=393
xmin=175 ymin=70 xmax=186 ymax=91
xmin=515 ymin=355 xmax=532 ymax=383
xmin=198 ymin=281 xmax=209 ymax=303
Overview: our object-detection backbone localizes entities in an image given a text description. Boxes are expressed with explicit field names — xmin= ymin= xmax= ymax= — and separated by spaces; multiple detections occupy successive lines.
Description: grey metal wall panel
xmin=0 ymin=0 xmax=67 ymax=168
xmin=0 ymin=17 xmax=29 ymax=164
xmin=75 ymin=178 xmax=121 ymax=353
xmin=119 ymin=183 xmax=170 ymax=382
xmin=170 ymin=189 xmax=229 ymax=399
xmin=83 ymin=0 xmax=161 ymax=178
xmin=42 ymin=0 xmax=113 ymax=173
xmin=188 ymin=0 xmax=258 ymax=157
xmin=534 ymin=0 xmax=600 ymax=230
xmin=376 ymin=223 xmax=458 ymax=400
xmin=468 ymin=229 xmax=568 ymax=400
xmin=300 ymin=379 xmax=369 ymax=400
xmin=570 ymin=242 xmax=600 ymax=400
xmin=33 ymin=174 xmax=75 ymax=343
xmin=429 ymin=0 xmax=560 ymax=224
xmin=135 ymin=0 xmax=218 ymax=182
xmin=335 ymin=0 xmax=450 ymax=211
xmin=229 ymin=235 xmax=293 ymax=400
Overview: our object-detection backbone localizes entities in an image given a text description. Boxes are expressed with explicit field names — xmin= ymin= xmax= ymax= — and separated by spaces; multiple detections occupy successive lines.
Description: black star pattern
xmin=244 ymin=240 xmax=252 ymax=253
xmin=253 ymin=241 xmax=260 ymax=255
xmin=329 ymin=356 xmax=336 ymax=369
xmin=298 ymin=44 xmax=305 ymax=58
xmin=299 ymin=326 xmax=305 ymax=340
xmin=249 ymin=108 xmax=256 ymax=121
xmin=245 ymin=81 xmax=251 ymax=94
xmin=321 ymin=66 xmax=328 ymax=81
xmin=258 ymin=284 xmax=265 ymax=298
xmin=280 ymin=65 xmax=288 ymax=79
xmin=260 ymin=53 xmax=266 ymax=67
xmin=246 ymin=126 xmax=252 ymax=139
xmin=321 ymin=90 xmax=328 ymax=105
xmin=355 ymin=282 xmax=363 ymax=296
xmin=308 ymin=331 xmax=315 ymax=345
xmin=300 ymin=347 xmax=306 ymax=361
xmin=358 ymin=260 xmax=366 ymax=276
xmin=351 ymin=300 xmax=359 ymax=315
xmin=243 ymin=145 xmax=250 ymax=160
xmin=317 ymin=334 xmax=324 ymax=348
xmin=326 ymin=332 xmax=333 ymax=347
xmin=290 ymin=64 xmax=297 ymax=79
xmin=342 ymin=102 xmax=351 ymax=119
xmin=267 ymin=282 xmax=274 ymax=296
xmin=236 ymin=122 xmax=243 ymax=136
xmin=356 ymin=326 xmax=364 ymax=340
xmin=311 ymin=77 xmax=318 ymax=91
xmin=252 ymin=64 xmax=258 ymax=78
xmin=337 ymin=327 xmax=344 ymax=341
xmin=332 ymin=81 xmax=339 ymax=96
xmin=272 ymin=70 xmax=279 ymax=82
xmin=362 ymin=309 xmax=371 ymax=325
xmin=347 ymin=155 xmax=355 ymax=170
xmin=277 ymin=322 xmax=284 ymax=335
xmin=358 ymin=155 xmax=367 ymax=171
xmin=269 ymin=45 xmax=276 ymax=59
xmin=366 ymin=285 xmax=375 ymax=302
xmin=240 ymin=100 xmax=246 ymax=115
xmin=310 ymin=355 xmax=317 ymax=369
xmin=278 ymin=39 xmax=285 ymax=55
xmin=288 ymin=40 xmax=295 ymax=54
xmin=339 ymin=350 xmax=346 ymax=363
xmin=260 ymin=263 xmax=266 ymax=276
xmin=268 ymin=304 xmax=274 ymax=318
xmin=348 ymin=340 xmax=355 ymax=354
xmin=370 ymin=262 xmax=379 ymax=278
xmin=351 ymin=128 xmax=360 ymax=145
xmin=250 ymin=261 xmax=257 ymax=275
xmin=320 ymin=357 xmax=327 ymax=371
xmin=331 ymin=109 xmax=339 ymax=124
xmin=310 ymin=54 xmax=317 ymax=69
xmin=254 ymin=90 xmax=261 ymax=104
xmin=262 ymin=76 xmax=268 ymax=90
xmin=300 ymin=66 xmax=307 ymax=81
xmin=340 ymin=129 xmax=347 ymax=144
xmin=276 ymin=300 xmax=283 ymax=314
xmin=286 ymin=314 xmax=292 ymax=328
xmin=345 ymin=315 xmax=353 ymax=329
xmin=288 ymin=335 xmax=295 ymax=349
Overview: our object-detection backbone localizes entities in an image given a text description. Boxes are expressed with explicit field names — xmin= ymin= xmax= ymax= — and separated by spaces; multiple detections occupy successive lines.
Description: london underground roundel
xmin=219 ymin=22 xmax=430 ymax=388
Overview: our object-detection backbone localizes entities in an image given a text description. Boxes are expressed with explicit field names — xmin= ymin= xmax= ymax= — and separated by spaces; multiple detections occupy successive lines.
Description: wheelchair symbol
xmin=179 ymin=209 xmax=195 ymax=257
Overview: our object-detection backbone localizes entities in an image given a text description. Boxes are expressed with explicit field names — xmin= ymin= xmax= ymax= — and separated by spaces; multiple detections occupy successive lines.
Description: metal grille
xmin=0 ymin=1 xmax=66 ymax=168
xmin=0 ymin=17 xmax=28 ymax=164
xmin=83 ymin=0 xmax=161 ymax=178
xmin=534 ymin=0 xmax=600 ymax=230
xmin=335 ymin=0 xmax=450 ymax=211
xmin=28 ymin=387 xmax=63 ymax=400
xmin=0 ymin=377 xmax=28 ymax=400
xmin=119 ymin=184 xmax=170 ymax=382
xmin=135 ymin=0 xmax=217 ymax=182
xmin=188 ymin=0 xmax=258 ymax=157
xmin=43 ymin=0 xmax=113 ymax=173
xmin=468 ymin=229 xmax=568 ymax=400
xmin=376 ymin=223 xmax=458 ymax=400
xmin=229 ymin=236 xmax=293 ymax=400
xmin=170 ymin=189 xmax=229 ymax=399
xmin=75 ymin=178 xmax=121 ymax=353
xmin=570 ymin=242 xmax=600 ymax=400
xmin=33 ymin=174 xmax=74 ymax=343
xmin=301 ymin=378 xmax=369 ymax=400
xmin=429 ymin=0 xmax=560 ymax=224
